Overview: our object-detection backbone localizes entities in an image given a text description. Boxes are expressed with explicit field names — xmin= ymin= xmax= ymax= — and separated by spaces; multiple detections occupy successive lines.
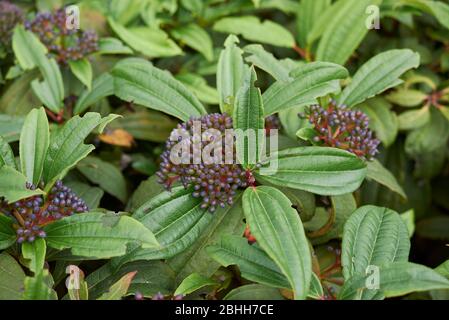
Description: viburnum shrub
xmin=0 ymin=0 xmax=449 ymax=302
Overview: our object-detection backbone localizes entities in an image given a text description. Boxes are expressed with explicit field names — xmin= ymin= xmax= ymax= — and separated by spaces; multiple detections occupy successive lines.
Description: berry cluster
xmin=0 ymin=1 xmax=23 ymax=51
xmin=0 ymin=181 xmax=88 ymax=243
xmin=299 ymin=102 xmax=380 ymax=160
xmin=157 ymin=113 xmax=248 ymax=213
xmin=25 ymin=9 xmax=99 ymax=65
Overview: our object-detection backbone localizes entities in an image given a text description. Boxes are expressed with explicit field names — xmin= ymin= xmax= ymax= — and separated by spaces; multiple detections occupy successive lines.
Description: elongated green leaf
xmin=0 ymin=166 xmax=44 ymax=203
xmin=296 ymin=0 xmax=332 ymax=48
xmin=42 ymin=112 xmax=118 ymax=188
xmin=43 ymin=212 xmax=159 ymax=259
xmin=233 ymin=66 xmax=265 ymax=168
xmin=97 ymin=271 xmax=136 ymax=300
xmin=176 ymin=73 xmax=219 ymax=105
xmin=358 ymin=97 xmax=398 ymax=147
xmin=19 ymin=108 xmax=49 ymax=185
xmin=243 ymin=44 xmax=293 ymax=82
xmin=86 ymin=260 xmax=175 ymax=299
xmin=340 ymin=262 xmax=449 ymax=300
xmin=0 ymin=253 xmax=26 ymax=300
xmin=402 ymin=0 xmax=449 ymax=30
xmin=74 ymin=73 xmax=114 ymax=114
xmin=366 ymin=159 xmax=406 ymax=199
xmin=12 ymin=26 xmax=64 ymax=112
xmin=217 ymin=35 xmax=247 ymax=115
xmin=224 ymin=284 xmax=284 ymax=300
xmin=111 ymin=109 xmax=176 ymax=143
xmin=339 ymin=49 xmax=420 ymax=107
xmin=98 ymin=37 xmax=133 ymax=55
xmin=108 ymin=18 xmax=182 ymax=58
xmin=243 ymin=186 xmax=311 ymax=300
xmin=0 ymin=137 xmax=16 ymax=169
xmin=68 ymin=58 xmax=93 ymax=90
xmin=174 ymin=273 xmax=219 ymax=296
xmin=263 ymin=62 xmax=348 ymax=116
xmin=0 ymin=115 xmax=25 ymax=143
xmin=23 ymin=269 xmax=57 ymax=300
xmin=207 ymin=235 xmax=290 ymax=289
xmin=167 ymin=195 xmax=245 ymax=284
xmin=255 ymin=147 xmax=367 ymax=195
xmin=386 ymin=88 xmax=427 ymax=107
xmin=112 ymin=187 xmax=220 ymax=267
xmin=0 ymin=215 xmax=16 ymax=250
xmin=77 ymin=156 xmax=128 ymax=203
xmin=213 ymin=16 xmax=295 ymax=48
xmin=405 ymin=108 xmax=449 ymax=156
xmin=342 ymin=205 xmax=410 ymax=280
xmin=112 ymin=58 xmax=207 ymax=121
xmin=22 ymin=238 xmax=46 ymax=275
xmin=171 ymin=24 xmax=214 ymax=61
xmin=398 ymin=107 xmax=431 ymax=130
xmin=316 ymin=0 xmax=382 ymax=65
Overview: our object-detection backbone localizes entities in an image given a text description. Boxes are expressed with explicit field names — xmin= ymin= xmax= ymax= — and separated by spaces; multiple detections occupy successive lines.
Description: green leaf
xmin=386 ymin=89 xmax=428 ymax=107
xmin=108 ymin=18 xmax=182 ymax=58
xmin=19 ymin=107 xmax=49 ymax=185
xmin=224 ymin=284 xmax=284 ymax=300
xmin=316 ymin=0 xmax=383 ymax=65
xmin=171 ymin=24 xmax=214 ymax=61
xmin=0 ymin=253 xmax=26 ymax=300
xmin=402 ymin=0 xmax=449 ymax=30
xmin=243 ymin=186 xmax=312 ymax=300
xmin=22 ymin=238 xmax=46 ymax=275
xmin=296 ymin=0 xmax=332 ymax=48
xmin=74 ymin=73 xmax=114 ymax=114
xmin=0 ymin=215 xmax=16 ymax=250
xmin=233 ymin=66 xmax=265 ymax=168
xmin=68 ymin=58 xmax=93 ymax=91
xmin=263 ymin=62 xmax=348 ymax=116
xmin=401 ymin=209 xmax=415 ymax=238
xmin=207 ymin=235 xmax=290 ymax=290
xmin=405 ymin=108 xmax=449 ymax=156
xmin=86 ymin=260 xmax=175 ymax=299
xmin=23 ymin=269 xmax=57 ymax=300
xmin=342 ymin=205 xmax=410 ymax=280
xmin=167 ymin=195 xmax=245 ymax=284
xmin=340 ymin=262 xmax=449 ymax=299
xmin=113 ymin=188 xmax=238 ymax=268
xmin=112 ymin=58 xmax=207 ymax=121
xmin=217 ymin=35 xmax=247 ymax=115
xmin=0 ymin=166 xmax=44 ymax=203
xmin=398 ymin=107 xmax=431 ymax=130
xmin=366 ymin=159 xmax=406 ymax=199
xmin=97 ymin=271 xmax=136 ymax=300
xmin=111 ymin=109 xmax=177 ymax=143
xmin=0 ymin=115 xmax=25 ymax=143
xmin=42 ymin=112 xmax=118 ymax=187
xmin=98 ymin=37 xmax=133 ymax=55
xmin=213 ymin=16 xmax=295 ymax=48
xmin=176 ymin=73 xmax=219 ymax=105
xmin=0 ymin=136 xmax=16 ymax=169
xmin=243 ymin=44 xmax=293 ymax=82
xmin=174 ymin=273 xmax=219 ymax=296
xmin=43 ymin=212 xmax=159 ymax=259
xmin=77 ymin=156 xmax=128 ymax=203
xmin=66 ymin=265 xmax=89 ymax=300
xmin=255 ymin=147 xmax=367 ymax=196
xmin=339 ymin=49 xmax=421 ymax=107
xmin=12 ymin=26 xmax=64 ymax=113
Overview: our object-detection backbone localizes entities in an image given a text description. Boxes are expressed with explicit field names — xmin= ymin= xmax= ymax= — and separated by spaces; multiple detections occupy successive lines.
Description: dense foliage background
xmin=0 ymin=0 xmax=449 ymax=300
